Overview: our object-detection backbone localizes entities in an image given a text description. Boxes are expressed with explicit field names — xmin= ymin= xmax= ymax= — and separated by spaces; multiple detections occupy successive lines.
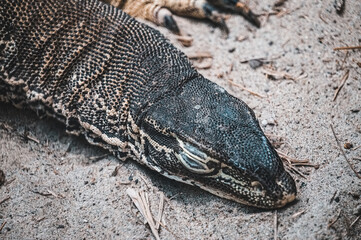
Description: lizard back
xmin=0 ymin=0 xmax=197 ymax=158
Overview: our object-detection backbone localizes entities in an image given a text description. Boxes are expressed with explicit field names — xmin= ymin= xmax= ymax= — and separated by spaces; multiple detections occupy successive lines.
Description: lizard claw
xmin=157 ymin=8 xmax=180 ymax=34
xmin=163 ymin=15 xmax=180 ymax=35
xmin=235 ymin=2 xmax=260 ymax=28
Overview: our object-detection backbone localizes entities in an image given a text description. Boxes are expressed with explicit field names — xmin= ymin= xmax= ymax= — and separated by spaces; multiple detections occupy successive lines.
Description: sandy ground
xmin=1 ymin=0 xmax=360 ymax=239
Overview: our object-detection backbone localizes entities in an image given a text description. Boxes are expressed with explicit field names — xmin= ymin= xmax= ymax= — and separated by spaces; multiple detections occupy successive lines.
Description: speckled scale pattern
xmin=0 ymin=0 xmax=197 ymax=155
xmin=0 ymin=0 xmax=297 ymax=208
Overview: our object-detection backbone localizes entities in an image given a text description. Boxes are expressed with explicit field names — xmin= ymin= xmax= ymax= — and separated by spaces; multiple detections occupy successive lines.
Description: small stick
xmin=350 ymin=216 xmax=360 ymax=228
xmin=0 ymin=221 xmax=6 ymax=232
xmin=176 ymin=36 xmax=193 ymax=47
xmin=240 ymin=57 xmax=266 ymax=63
xmin=333 ymin=69 xmax=349 ymax=101
xmin=330 ymin=190 xmax=338 ymax=204
xmin=274 ymin=210 xmax=278 ymax=240
xmin=36 ymin=216 xmax=46 ymax=223
xmin=340 ymin=51 xmax=349 ymax=70
xmin=328 ymin=209 xmax=342 ymax=228
xmin=47 ymin=189 xmax=61 ymax=198
xmin=281 ymin=38 xmax=290 ymax=48
xmin=228 ymin=80 xmax=266 ymax=98
xmin=154 ymin=218 xmax=179 ymax=240
xmin=353 ymin=157 xmax=361 ymax=161
xmin=110 ymin=164 xmax=124 ymax=177
xmin=288 ymin=166 xmax=308 ymax=179
xmin=330 ymin=124 xmax=361 ymax=179
xmin=89 ymin=154 xmax=108 ymax=162
xmin=155 ymin=193 xmax=165 ymax=230
xmin=193 ymin=59 xmax=212 ymax=70
xmin=0 ymin=196 xmax=10 ymax=205
xmin=318 ymin=11 xmax=328 ymax=24
xmin=291 ymin=209 xmax=306 ymax=219
xmin=4 ymin=177 xmax=16 ymax=186
xmin=24 ymin=132 xmax=40 ymax=144
xmin=353 ymin=145 xmax=361 ymax=150
xmin=262 ymin=68 xmax=300 ymax=81
xmin=187 ymin=52 xmax=213 ymax=60
xmin=291 ymin=163 xmax=319 ymax=168
xmin=31 ymin=189 xmax=53 ymax=197
xmin=118 ymin=181 xmax=132 ymax=185
xmin=168 ymin=193 xmax=180 ymax=201
xmin=276 ymin=150 xmax=311 ymax=164
xmin=334 ymin=46 xmax=361 ymax=51
xmin=127 ymin=188 xmax=160 ymax=240
xmin=138 ymin=174 xmax=151 ymax=189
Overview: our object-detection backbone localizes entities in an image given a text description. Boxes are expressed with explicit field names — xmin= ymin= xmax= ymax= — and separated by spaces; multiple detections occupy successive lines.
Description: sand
xmin=1 ymin=0 xmax=360 ymax=239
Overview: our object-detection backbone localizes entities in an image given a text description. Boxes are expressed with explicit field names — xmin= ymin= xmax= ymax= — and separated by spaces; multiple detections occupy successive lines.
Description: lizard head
xmin=137 ymin=77 xmax=297 ymax=208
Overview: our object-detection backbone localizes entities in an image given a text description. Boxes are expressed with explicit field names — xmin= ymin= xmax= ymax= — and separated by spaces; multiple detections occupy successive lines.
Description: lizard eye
xmin=176 ymin=140 xmax=218 ymax=174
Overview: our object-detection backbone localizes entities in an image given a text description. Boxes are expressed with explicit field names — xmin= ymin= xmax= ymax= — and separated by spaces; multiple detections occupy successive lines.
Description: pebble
xmin=261 ymin=119 xmax=268 ymax=127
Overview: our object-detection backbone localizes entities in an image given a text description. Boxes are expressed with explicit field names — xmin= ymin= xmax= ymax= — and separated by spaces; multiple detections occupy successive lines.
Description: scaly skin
xmin=101 ymin=0 xmax=260 ymax=34
xmin=0 ymin=0 xmax=296 ymax=208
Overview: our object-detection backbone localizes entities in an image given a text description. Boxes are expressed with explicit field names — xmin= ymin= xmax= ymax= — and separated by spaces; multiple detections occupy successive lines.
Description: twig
xmin=89 ymin=154 xmax=108 ymax=162
xmin=276 ymin=150 xmax=312 ymax=165
xmin=118 ymin=181 xmax=132 ymax=185
xmin=176 ymin=36 xmax=193 ymax=47
xmin=168 ymin=193 xmax=180 ymax=201
xmin=23 ymin=131 xmax=40 ymax=144
xmin=193 ymin=59 xmax=212 ymax=69
xmin=240 ymin=57 xmax=266 ymax=63
xmin=333 ymin=69 xmax=349 ymax=101
xmin=330 ymin=190 xmax=338 ymax=204
xmin=126 ymin=188 xmax=160 ymax=240
xmin=228 ymin=80 xmax=266 ymax=98
xmin=138 ymin=174 xmax=151 ymax=189
xmin=334 ymin=46 xmax=361 ymax=51
xmin=288 ymin=167 xmax=308 ymax=179
xmin=275 ymin=150 xmax=313 ymax=178
xmin=0 ymin=122 xmax=13 ymax=131
xmin=36 ymin=216 xmax=46 ymax=223
xmin=282 ymin=38 xmax=290 ymax=48
xmin=340 ymin=51 xmax=349 ymax=70
xmin=328 ymin=209 xmax=342 ymax=228
xmin=4 ymin=177 xmax=16 ymax=186
xmin=47 ymin=189 xmax=62 ymax=198
xmin=110 ymin=164 xmax=124 ymax=177
xmin=291 ymin=163 xmax=319 ymax=168
xmin=330 ymin=124 xmax=361 ymax=179
xmin=0 ymin=221 xmax=6 ymax=232
xmin=154 ymin=218 xmax=179 ymax=240
xmin=31 ymin=189 xmax=53 ymax=197
xmin=274 ymin=210 xmax=278 ymax=240
xmin=262 ymin=67 xmax=304 ymax=81
xmin=291 ymin=209 xmax=306 ymax=219
xmin=0 ymin=196 xmax=10 ymax=205
xmin=353 ymin=145 xmax=361 ymax=150
xmin=318 ymin=11 xmax=328 ymax=24
xmin=350 ymin=216 xmax=360 ymax=228
xmin=155 ymin=193 xmax=165 ymax=230
xmin=353 ymin=157 xmax=361 ymax=161
xmin=187 ymin=52 xmax=213 ymax=60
